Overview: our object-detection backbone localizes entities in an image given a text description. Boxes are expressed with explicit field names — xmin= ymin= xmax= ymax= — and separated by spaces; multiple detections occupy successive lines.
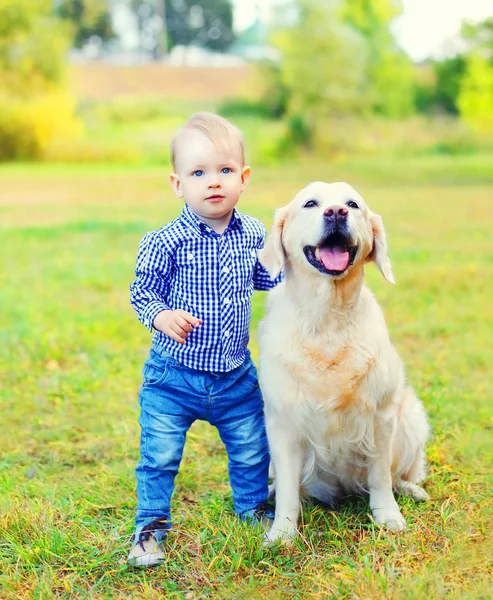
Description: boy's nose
xmin=208 ymin=178 xmax=221 ymax=188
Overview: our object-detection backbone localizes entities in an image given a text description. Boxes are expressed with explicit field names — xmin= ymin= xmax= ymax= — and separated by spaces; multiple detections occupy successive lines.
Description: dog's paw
xmin=262 ymin=518 xmax=298 ymax=546
xmin=397 ymin=480 xmax=430 ymax=502
xmin=372 ymin=508 xmax=406 ymax=531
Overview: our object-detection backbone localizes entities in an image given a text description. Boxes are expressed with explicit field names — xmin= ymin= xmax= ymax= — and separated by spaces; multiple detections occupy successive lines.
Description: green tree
xmin=0 ymin=0 xmax=81 ymax=160
xmin=0 ymin=0 xmax=70 ymax=94
xmin=433 ymin=56 xmax=466 ymax=114
xmin=458 ymin=52 xmax=493 ymax=133
xmin=56 ymin=0 xmax=114 ymax=49
xmin=166 ymin=0 xmax=234 ymax=51
xmin=340 ymin=0 xmax=415 ymax=117
xmin=462 ymin=17 xmax=493 ymax=59
xmin=430 ymin=17 xmax=493 ymax=116
xmin=270 ymin=0 xmax=369 ymax=145
xmin=132 ymin=0 xmax=235 ymax=53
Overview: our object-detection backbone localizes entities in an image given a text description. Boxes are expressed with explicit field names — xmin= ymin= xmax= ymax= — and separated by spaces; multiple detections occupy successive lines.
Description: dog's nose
xmin=324 ymin=205 xmax=348 ymax=220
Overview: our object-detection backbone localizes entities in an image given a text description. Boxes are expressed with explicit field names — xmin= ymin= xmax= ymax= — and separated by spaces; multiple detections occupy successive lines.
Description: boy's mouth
xmin=206 ymin=195 xmax=225 ymax=203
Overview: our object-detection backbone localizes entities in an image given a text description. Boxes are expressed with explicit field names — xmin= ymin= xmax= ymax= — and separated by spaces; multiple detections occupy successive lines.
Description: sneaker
xmin=241 ymin=501 xmax=276 ymax=528
xmin=127 ymin=519 xmax=168 ymax=568
xmin=254 ymin=501 xmax=275 ymax=523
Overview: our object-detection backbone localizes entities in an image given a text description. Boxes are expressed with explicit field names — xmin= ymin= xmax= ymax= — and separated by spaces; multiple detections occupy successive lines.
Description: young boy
xmin=128 ymin=112 xmax=281 ymax=567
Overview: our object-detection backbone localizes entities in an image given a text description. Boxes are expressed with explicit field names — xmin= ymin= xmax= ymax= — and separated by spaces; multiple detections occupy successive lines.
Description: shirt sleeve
xmin=130 ymin=232 xmax=173 ymax=331
xmin=253 ymin=222 xmax=284 ymax=291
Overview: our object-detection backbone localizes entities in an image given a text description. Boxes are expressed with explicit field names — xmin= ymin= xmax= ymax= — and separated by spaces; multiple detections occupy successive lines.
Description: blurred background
xmin=0 ymin=0 xmax=492 ymax=164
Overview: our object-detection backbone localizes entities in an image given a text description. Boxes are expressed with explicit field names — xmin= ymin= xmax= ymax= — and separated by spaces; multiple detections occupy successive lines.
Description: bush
xmin=218 ymin=98 xmax=273 ymax=120
xmin=458 ymin=53 xmax=493 ymax=134
xmin=0 ymin=90 xmax=83 ymax=161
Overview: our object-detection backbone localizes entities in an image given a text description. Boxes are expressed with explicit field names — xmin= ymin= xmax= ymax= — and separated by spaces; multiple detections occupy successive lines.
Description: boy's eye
xmin=192 ymin=170 xmax=204 ymax=177
xmin=221 ymin=167 xmax=232 ymax=174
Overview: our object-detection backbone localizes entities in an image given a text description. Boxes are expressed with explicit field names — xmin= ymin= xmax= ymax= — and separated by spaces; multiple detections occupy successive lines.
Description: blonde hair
xmin=170 ymin=112 xmax=246 ymax=170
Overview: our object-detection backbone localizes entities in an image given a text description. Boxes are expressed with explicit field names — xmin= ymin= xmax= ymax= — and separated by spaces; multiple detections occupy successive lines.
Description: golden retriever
xmin=258 ymin=181 xmax=430 ymax=543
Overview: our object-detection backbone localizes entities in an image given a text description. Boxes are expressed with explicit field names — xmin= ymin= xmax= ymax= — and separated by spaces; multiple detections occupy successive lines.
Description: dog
xmin=258 ymin=181 xmax=430 ymax=544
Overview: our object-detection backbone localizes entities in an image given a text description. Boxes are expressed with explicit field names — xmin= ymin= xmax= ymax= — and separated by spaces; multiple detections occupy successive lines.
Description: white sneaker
xmin=127 ymin=534 xmax=165 ymax=568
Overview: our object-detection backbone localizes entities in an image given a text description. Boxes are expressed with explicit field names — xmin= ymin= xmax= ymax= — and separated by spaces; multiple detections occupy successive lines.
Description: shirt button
xmin=224 ymin=330 xmax=230 ymax=338
xmin=187 ymin=253 xmax=194 ymax=261
xmin=224 ymin=298 xmax=231 ymax=305
xmin=222 ymin=266 xmax=229 ymax=274
xmin=250 ymin=249 xmax=257 ymax=258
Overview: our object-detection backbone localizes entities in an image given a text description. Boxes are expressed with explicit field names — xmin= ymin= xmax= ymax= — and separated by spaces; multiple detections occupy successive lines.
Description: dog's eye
xmin=347 ymin=200 xmax=360 ymax=209
xmin=303 ymin=199 xmax=319 ymax=209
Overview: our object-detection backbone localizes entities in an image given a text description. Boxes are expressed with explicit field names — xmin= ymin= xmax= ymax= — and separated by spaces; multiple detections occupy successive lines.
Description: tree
xmin=340 ymin=0 xmax=415 ymax=117
xmin=0 ymin=0 xmax=70 ymax=94
xmin=462 ymin=17 xmax=493 ymax=60
xmin=433 ymin=56 xmax=466 ymax=114
xmin=458 ymin=52 xmax=493 ymax=133
xmin=430 ymin=17 xmax=492 ymax=116
xmin=165 ymin=0 xmax=234 ymax=51
xmin=132 ymin=0 xmax=235 ymax=54
xmin=0 ymin=0 xmax=81 ymax=160
xmin=269 ymin=0 xmax=369 ymax=145
xmin=55 ymin=0 xmax=114 ymax=49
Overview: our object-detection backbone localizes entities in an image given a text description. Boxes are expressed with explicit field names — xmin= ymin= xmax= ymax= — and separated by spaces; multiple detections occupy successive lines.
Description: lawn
xmin=0 ymin=155 xmax=492 ymax=599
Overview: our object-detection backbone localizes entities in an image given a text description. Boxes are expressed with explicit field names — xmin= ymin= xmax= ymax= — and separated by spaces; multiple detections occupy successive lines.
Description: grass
xmin=1 ymin=154 xmax=492 ymax=599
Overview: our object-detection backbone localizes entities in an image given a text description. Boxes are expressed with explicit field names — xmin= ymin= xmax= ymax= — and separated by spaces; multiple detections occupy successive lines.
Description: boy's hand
xmin=153 ymin=310 xmax=202 ymax=344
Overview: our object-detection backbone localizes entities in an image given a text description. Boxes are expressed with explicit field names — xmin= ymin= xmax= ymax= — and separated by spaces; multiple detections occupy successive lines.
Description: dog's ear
xmin=368 ymin=212 xmax=395 ymax=284
xmin=258 ymin=207 xmax=288 ymax=278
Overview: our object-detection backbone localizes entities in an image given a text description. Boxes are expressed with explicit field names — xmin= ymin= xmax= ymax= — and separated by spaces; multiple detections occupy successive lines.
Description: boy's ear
xmin=240 ymin=165 xmax=252 ymax=191
xmin=169 ymin=173 xmax=183 ymax=198
xmin=368 ymin=212 xmax=395 ymax=284
xmin=258 ymin=207 xmax=288 ymax=278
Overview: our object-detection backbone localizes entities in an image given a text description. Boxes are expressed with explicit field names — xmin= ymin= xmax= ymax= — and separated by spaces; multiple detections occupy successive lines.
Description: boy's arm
xmin=253 ymin=260 xmax=283 ymax=290
xmin=130 ymin=232 xmax=172 ymax=331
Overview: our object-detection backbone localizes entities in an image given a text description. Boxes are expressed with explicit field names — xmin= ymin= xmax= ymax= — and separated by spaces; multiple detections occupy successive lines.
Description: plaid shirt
xmin=130 ymin=204 xmax=282 ymax=372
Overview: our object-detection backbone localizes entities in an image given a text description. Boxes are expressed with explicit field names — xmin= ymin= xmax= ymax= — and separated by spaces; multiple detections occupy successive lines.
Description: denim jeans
xmin=134 ymin=343 xmax=270 ymax=542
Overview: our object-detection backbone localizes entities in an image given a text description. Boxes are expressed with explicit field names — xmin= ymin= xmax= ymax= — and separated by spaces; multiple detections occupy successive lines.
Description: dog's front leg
xmin=264 ymin=417 xmax=302 ymax=544
xmin=368 ymin=412 xmax=406 ymax=531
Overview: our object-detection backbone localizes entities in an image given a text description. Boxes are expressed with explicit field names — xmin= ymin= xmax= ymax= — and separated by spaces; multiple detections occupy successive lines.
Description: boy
xmin=128 ymin=112 xmax=281 ymax=567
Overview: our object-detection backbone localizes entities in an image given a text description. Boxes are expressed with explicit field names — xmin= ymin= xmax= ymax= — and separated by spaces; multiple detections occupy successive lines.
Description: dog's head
xmin=260 ymin=181 xmax=395 ymax=284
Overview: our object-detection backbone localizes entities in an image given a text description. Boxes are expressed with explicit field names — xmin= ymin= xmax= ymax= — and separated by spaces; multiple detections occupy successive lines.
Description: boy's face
xmin=169 ymin=131 xmax=251 ymax=231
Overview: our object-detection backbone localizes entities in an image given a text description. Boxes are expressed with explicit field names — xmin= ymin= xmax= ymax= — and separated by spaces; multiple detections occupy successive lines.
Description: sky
xmin=233 ymin=0 xmax=493 ymax=62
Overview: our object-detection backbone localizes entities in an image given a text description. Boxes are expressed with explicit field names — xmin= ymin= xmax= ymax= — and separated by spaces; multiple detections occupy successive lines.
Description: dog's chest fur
xmin=260 ymin=283 xmax=402 ymax=475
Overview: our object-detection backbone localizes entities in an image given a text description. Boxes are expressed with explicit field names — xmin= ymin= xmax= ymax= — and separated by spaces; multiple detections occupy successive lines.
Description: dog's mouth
xmin=303 ymin=232 xmax=358 ymax=276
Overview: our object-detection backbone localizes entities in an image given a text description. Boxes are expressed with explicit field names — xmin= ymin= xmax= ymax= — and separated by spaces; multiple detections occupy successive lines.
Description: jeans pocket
xmin=142 ymin=351 xmax=171 ymax=387
xmin=241 ymin=361 xmax=261 ymax=393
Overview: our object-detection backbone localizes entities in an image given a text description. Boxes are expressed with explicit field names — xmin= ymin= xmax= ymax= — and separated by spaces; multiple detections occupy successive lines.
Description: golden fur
xmin=258 ymin=181 xmax=430 ymax=543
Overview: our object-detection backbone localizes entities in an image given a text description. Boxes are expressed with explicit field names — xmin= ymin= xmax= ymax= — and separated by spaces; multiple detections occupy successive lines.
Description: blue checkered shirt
xmin=130 ymin=204 xmax=282 ymax=372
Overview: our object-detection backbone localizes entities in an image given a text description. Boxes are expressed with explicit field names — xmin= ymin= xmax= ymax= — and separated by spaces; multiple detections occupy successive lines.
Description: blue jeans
xmin=134 ymin=344 xmax=270 ymax=542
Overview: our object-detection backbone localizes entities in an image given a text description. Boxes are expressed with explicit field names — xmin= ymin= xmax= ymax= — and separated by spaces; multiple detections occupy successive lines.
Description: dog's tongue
xmin=319 ymin=246 xmax=350 ymax=272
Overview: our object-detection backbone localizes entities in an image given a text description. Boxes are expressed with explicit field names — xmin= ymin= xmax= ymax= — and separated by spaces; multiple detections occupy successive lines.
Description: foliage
xmin=218 ymin=97 xmax=274 ymax=119
xmin=462 ymin=16 xmax=493 ymax=59
xmin=433 ymin=56 xmax=466 ymax=115
xmin=340 ymin=0 xmax=415 ymax=117
xmin=0 ymin=0 xmax=70 ymax=95
xmin=0 ymin=0 xmax=83 ymax=161
xmin=266 ymin=0 xmax=417 ymax=147
xmin=164 ymin=0 xmax=234 ymax=51
xmin=131 ymin=0 xmax=235 ymax=54
xmin=428 ymin=17 xmax=493 ymax=117
xmin=270 ymin=0 xmax=369 ymax=145
xmin=0 ymin=158 xmax=492 ymax=597
xmin=56 ymin=0 xmax=114 ymax=49
xmin=458 ymin=52 xmax=493 ymax=133
xmin=0 ymin=90 xmax=83 ymax=161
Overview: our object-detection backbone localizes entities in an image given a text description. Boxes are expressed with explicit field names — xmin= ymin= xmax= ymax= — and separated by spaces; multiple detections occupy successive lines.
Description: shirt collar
xmin=180 ymin=204 xmax=243 ymax=236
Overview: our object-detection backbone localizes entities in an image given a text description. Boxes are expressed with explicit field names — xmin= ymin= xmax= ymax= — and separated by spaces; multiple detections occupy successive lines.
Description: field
xmin=1 ymin=154 xmax=492 ymax=599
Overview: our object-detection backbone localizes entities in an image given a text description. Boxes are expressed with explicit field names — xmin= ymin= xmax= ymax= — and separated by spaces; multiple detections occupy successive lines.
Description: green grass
xmin=1 ymin=155 xmax=492 ymax=599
